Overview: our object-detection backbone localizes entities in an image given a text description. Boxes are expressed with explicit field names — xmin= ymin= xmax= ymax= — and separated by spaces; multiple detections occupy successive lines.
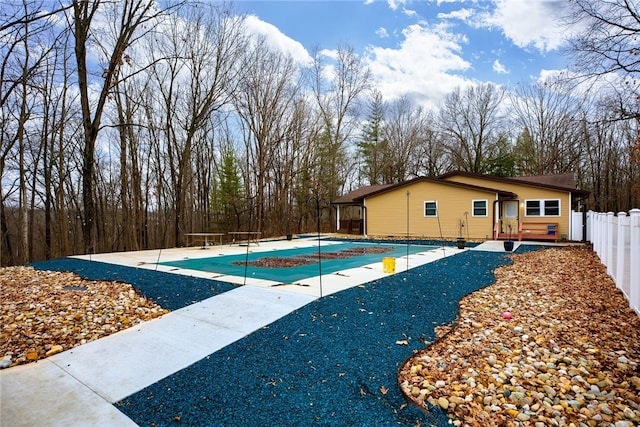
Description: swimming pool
xmin=159 ymin=242 xmax=438 ymax=283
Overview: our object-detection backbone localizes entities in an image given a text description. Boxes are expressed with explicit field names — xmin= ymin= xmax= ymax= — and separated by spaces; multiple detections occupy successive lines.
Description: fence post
xmin=596 ymin=212 xmax=605 ymax=257
xmin=588 ymin=211 xmax=594 ymax=247
xmin=616 ymin=212 xmax=627 ymax=291
xmin=605 ymin=212 xmax=614 ymax=274
xmin=630 ymin=209 xmax=640 ymax=315
xmin=593 ymin=212 xmax=601 ymax=256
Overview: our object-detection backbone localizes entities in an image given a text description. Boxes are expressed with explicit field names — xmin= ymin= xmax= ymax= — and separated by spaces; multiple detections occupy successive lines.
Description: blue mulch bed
xmin=29 ymin=258 xmax=236 ymax=311
xmin=112 ymin=247 xmax=544 ymax=427
xmin=30 ymin=245 xmax=547 ymax=426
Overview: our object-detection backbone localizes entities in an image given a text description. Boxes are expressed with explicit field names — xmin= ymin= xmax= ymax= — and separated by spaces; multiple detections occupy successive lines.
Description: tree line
xmin=1 ymin=0 xmax=639 ymax=266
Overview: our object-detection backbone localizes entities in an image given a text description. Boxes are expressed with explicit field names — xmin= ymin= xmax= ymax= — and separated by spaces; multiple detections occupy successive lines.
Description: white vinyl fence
xmin=587 ymin=209 xmax=640 ymax=315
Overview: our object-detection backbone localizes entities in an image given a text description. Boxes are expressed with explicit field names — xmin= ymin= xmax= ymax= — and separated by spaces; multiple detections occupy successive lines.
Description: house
xmin=332 ymin=172 xmax=589 ymax=241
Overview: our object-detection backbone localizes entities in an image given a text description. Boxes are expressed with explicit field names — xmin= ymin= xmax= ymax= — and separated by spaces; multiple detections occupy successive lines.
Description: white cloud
xmin=484 ymin=0 xmax=567 ymax=52
xmin=386 ymin=0 xmax=406 ymax=11
xmin=493 ymin=59 xmax=508 ymax=74
xmin=364 ymin=24 xmax=474 ymax=109
xmin=376 ymin=27 xmax=389 ymax=38
xmin=244 ymin=15 xmax=313 ymax=65
xmin=403 ymin=8 xmax=418 ymax=18
xmin=438 ymin=8 xmax=474 ymax=23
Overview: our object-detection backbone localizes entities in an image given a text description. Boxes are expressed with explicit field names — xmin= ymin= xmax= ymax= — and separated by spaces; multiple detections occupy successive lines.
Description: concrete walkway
xmin=1 ymin=239 xmax=464 ymax=427
xmin=1 ymin=286 xmax=314 ymax=426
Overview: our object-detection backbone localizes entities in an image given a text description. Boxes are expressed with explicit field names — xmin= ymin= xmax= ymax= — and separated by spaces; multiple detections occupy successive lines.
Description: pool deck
xmin=1 ymin=238 xmax=529 ymax=426
xmin=71 ymin=237 xmax=459 ymax=297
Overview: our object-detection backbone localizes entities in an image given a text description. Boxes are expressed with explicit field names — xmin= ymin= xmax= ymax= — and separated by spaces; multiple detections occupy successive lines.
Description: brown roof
xmin=510 ymin=173 xmax=576 ymax=189
xmin=331 ymin=184 xmax=393 ymax=204
xmin=334 ymin=177 xmax=517 ymax=203
xmin=438 ymin=171 xmax=589 ymax=196
xmin=335 ymin=172 xmax=590 ymax=204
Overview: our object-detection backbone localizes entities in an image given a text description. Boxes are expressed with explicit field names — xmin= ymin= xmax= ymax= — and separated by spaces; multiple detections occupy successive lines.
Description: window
xmin=525 ymin=200 xmax=540 ymax=216
xmin=544 ymin=199 xmax=560 ymax=216
xmin=505 ymin=201 xmax=518 ymax=218
xmin=525 ymin=199 xmax=560 ymax=217
xmin=424 ymin=201 xmax=437 ymax=217
xmin=472 ymin=200 xmax=488 ymax=217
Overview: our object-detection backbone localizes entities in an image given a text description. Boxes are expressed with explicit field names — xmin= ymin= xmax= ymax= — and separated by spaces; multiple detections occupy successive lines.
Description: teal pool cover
xmin=159 ymin=242 xmax=438 ymax=282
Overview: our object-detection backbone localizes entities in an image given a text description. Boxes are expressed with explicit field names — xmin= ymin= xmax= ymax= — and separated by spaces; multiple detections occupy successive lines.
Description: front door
xmin=499 ymin=200 xmax=519 ymax=239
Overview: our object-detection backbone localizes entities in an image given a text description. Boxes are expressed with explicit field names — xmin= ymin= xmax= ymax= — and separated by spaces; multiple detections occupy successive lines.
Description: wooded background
xmin=1 ymin=0 xmax=639 ymax=266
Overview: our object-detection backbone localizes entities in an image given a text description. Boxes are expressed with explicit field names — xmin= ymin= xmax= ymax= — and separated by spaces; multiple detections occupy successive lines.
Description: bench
xmin=185 ymin=233 xmax=225 ymax=249
xmin=518 ymin=222 xmax=559 ymax=242
xmin=337 ymin=219 xmax=363 ymax=234
xmin=228 ymin=231 xmax=262 ymax=245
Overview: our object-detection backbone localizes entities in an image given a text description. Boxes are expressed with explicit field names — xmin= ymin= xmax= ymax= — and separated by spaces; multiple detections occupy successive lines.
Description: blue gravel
xmin=29 ymin=258 xmax=235 ymax=311
xmin=30 ymin=245 xmax=546 ymax=426
xmin=114 ymin=250 xmax=527 ymax=427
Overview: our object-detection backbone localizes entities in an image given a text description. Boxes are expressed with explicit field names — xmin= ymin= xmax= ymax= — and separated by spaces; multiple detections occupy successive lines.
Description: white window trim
xmin=472 ymin=199 xmax=488 ymax=217
xmin=524 ymin=199 xmax=561 ymax=217
xmin=424 ymin=200 xmax=438 ymax=217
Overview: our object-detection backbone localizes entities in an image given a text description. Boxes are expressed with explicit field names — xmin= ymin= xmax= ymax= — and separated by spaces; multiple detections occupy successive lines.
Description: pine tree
xmin=357 ymin=90 xmax=387 ymax=185
xmin=211 ymin=147 xmax=245 ymax=231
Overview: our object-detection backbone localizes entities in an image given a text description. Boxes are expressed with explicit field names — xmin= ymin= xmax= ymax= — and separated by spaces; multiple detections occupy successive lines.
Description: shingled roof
xmin=332 ymin=184 xmax=393 ymax=204
xmin=510 ymin=173 xmax=576 ymax=189
xmin=438 ymin=171 xmax=589 ymax=196
xmin=334 ymin=172 xmax=589 ymax=205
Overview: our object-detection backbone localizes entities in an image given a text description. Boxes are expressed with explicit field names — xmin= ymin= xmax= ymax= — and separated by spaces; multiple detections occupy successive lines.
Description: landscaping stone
xmin=399 ymin=246 xmax=640 ymax=427
xmin=1 ymin=266 xmax=168 ymax=367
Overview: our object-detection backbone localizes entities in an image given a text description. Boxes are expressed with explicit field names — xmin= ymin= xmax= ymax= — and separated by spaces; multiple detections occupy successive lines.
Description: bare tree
xmin=0 ymin=0 xmax=67 ymax=264
xmin=234 ymin=37 xmax=300 ymax=233
xmin=307 ymin=44 xmax=371 ymax=201
xmin=565 ymin=0 xmax=640 ymax=165
xmin=576 ymin=95 xmax=640 ymax=211
xmin=438 ymin=83 xmax=505 ymax=174
xmin=144 ymin=4 xmax=245 ymax=246
xmin=71 ymin=0 xmax=165 ymax=254
xmin=566 ymin=1 xmax=640 ymax=82
xmin=382 ymin=96 xmax=430 ymax=182
xmin=413 ymin=109 xmax=447 ymax=177
xmin=510 ymin=78 xmax=583 ymax=175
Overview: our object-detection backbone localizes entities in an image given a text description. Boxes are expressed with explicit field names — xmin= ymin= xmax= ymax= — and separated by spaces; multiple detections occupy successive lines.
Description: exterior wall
xmin=364 ymin=181 xmax=497 ymax=240
xmin=442 ymin=175 xmax=572 ymax=239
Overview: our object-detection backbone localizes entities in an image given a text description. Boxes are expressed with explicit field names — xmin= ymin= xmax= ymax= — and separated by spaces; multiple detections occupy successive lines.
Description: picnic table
xmin=184 ymin=233 xmax=225 ymax=249
xmin=228 ymin=231 xmax=262 ymax=245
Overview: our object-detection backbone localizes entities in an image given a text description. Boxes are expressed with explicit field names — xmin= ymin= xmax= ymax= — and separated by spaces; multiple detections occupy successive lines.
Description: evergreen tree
xmin=513 ymin=127 xmax=536 ymax=175
xmin=211 ymin=146 xmax=245 ymax=231
xmin=485 ymin=136 xmax=517 ymax=177
xmin=357 ymin=90 xmax=387 ymax=185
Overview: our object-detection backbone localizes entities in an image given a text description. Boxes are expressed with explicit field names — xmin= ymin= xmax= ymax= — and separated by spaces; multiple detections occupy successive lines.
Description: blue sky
xmin=231 ymin=0 xmax=573 ymax=109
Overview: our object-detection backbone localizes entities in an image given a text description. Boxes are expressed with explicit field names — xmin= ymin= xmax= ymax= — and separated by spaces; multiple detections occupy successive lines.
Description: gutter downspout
xmin=362 ymin=203 xmax=367 ymax=236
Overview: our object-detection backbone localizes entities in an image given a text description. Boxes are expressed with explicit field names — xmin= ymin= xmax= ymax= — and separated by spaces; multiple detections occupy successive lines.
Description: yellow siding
xmin=365 ymin=181 xmax=497 ymax=240
xmin=442 ymin=175 xmax=572 ymax=238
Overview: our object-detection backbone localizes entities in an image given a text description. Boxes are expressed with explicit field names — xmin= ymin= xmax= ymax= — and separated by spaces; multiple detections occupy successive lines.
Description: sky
xmin=230 ymin=0 xmax=575 ymax=109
